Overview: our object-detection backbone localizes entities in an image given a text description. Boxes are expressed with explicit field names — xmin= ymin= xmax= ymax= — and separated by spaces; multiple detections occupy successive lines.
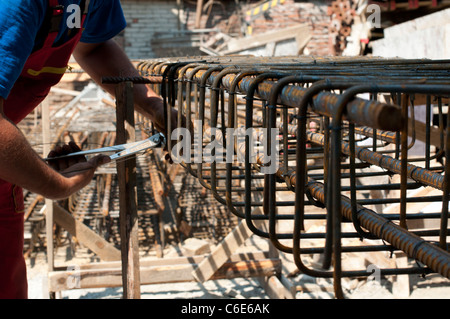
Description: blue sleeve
xmin=80 ymin=0 xmax=127 ymax=44
xmin=0 ymin=0 xmax=46 ymax=99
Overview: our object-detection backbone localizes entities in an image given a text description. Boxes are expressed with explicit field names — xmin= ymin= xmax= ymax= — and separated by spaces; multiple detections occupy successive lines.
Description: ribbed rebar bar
xmin=136 ymin=55 xmax=450 ymax=297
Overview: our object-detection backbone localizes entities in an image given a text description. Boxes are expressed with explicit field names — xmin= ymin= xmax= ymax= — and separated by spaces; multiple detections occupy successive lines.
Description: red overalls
xmin=0 ymin=0 xmax=89 ymax=299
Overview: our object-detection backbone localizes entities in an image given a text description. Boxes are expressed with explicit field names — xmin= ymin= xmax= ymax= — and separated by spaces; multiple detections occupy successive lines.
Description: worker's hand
xmin=56 ymin=154 xmax=110 ymax=177
xmin=145 ymin=97 xmax=192 ymax=164
xmin=47 ymin=141 xmax=87 ymax=171
xmin=47 ymin=142 xmax=111 ymax=194
xmin=146 ymin=97 xmax=189 ymax=139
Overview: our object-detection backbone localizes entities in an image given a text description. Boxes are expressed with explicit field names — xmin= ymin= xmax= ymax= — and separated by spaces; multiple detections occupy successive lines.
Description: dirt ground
xmin=25 ymin=235 xmax=450 ymax=300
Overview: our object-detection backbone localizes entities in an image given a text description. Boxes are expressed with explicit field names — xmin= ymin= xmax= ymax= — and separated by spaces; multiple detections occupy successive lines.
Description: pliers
xmin=45 ymin=133 xmax=166 ymax=162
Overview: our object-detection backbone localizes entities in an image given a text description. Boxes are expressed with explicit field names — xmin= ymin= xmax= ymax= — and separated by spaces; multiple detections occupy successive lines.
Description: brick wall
xmin=118 ymin=0 xmax=240 ymax=59
xmin=118 ymin=0 xmax=181 ymax=59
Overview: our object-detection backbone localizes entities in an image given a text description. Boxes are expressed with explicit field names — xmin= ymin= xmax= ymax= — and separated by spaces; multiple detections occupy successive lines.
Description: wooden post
xmin=115 ymin=81 xmax=141 ymax=299
xmin=195 ymin=0 xmax=204 ymax=29
xmin=42 ymin=98 xmax=56 ymax=299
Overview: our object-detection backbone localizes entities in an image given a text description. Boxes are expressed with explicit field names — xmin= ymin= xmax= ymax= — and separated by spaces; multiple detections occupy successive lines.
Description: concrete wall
xmin=371 ymin=8 xmax=450 ymax=59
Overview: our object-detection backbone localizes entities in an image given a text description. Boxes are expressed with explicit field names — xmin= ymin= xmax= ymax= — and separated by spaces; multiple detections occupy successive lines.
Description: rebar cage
xmin=135 ymin=55 xmax=450 ymax=298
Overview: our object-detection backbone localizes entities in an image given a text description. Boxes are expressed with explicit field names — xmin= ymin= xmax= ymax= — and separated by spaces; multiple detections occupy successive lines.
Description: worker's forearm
xmin=0 ymin=116 xmax=71 ymax=199
xmin=73 ymin=40 xmax=161 ymax=120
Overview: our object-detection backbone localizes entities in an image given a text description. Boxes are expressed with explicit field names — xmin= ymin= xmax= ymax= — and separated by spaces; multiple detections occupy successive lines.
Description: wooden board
xmin=257 ymin=275 xmax=295 ymax=299
xmin=48 ymin=258 xmax=281 ymax=292
xmin=53 ymin=203 xmax=121 ymax=262
xmin=192 ymin=215 xmax=265 ymax=283
xmin=62 ymin=251 xmax=271 ymax=271
xmin=222 ymin=24 xmax=310 ymax=55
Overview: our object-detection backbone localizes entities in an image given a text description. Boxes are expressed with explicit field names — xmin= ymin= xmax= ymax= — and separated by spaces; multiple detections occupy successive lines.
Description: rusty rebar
xmin=137 ymin=56 xmax=450 ymax=298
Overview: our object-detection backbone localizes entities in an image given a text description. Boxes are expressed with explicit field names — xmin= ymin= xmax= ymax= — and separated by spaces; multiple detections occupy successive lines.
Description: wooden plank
xmin=409 ymin=118 xmax=445 ymax=149
xmin=296 ymin=33 xmax=312 ymax=55
xmin=50 ymin=87 xmax=81 ymax=96
xmin=116 ymin=81 xmax=141 ymax=299
xmin=195 ymin=0 xmax=204 ymax=29
xmin=223 ymin=24 xmax=310 ymax=54
xmin=393 ymin=252 xmax=411 ymax=298
xmin=53 ymin=251 xmax=272 ymax=280
xmin=62 ymin=251 xmax=271 ymax=271
xmin=406 ymin=218 xmax=443 ymax=230
xmin=296 ymin=283 xmax=334 ymax=293
xmin=256 ymin=220 xmax=295 ymax=299
xmin=48 ymin=259 xmax=281 ymax=292
xmin=192 ymin=214 xmax=265 ymax=283
xmin=257 ymin=275 xmax=295 ymax=299
xmin=383 ymin=186 xmax=442 ymax=215
xmin=279 ymin=275 xmax=297 ymax=298
xmin=213 ymin=259 xmax=280 ymax=280
xmin=52 ymin=203 xmax=121 ymax=262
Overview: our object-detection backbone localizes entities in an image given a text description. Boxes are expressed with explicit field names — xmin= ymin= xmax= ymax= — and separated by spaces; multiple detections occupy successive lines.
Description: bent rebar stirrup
xmin=137 ymin=55 xmax=450 ymax=298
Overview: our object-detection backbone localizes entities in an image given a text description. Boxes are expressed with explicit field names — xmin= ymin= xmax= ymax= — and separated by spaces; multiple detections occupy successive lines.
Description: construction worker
xmin=0 ymin=0 xmax=178 ymax=299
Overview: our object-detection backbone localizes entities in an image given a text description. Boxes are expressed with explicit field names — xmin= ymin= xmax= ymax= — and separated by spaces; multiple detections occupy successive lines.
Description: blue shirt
xmin=0 ymin=0 xmax=127 ymax=99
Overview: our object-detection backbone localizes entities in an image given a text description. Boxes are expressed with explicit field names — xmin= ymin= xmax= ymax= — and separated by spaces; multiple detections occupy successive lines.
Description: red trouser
xmin=0 ymin=180 xmax=27 ymax=299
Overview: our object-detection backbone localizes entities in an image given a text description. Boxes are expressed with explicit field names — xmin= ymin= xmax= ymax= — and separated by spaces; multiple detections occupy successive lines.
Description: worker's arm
xmin=73 ymin=39 xmax=182 ymax=136
xmin=0 ymin=98 xmax=109 ymax=200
